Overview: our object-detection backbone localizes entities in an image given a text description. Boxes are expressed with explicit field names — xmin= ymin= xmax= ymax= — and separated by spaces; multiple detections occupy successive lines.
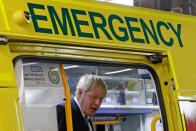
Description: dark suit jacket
xmin=56 ymin=98 xmax=94 ymax=131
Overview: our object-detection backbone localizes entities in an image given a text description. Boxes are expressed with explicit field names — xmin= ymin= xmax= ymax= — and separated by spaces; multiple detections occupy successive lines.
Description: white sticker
xmin=147 ymin=98 xmax=152 ymax=103
xmin=132 ymin=98 xmax=138 ymax=103
xmin=106 ymin=97 xmax=112 ymax=103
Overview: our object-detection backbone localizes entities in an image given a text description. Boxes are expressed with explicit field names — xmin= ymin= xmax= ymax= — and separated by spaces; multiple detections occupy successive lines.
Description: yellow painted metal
xmin=59 ymin=64 xmax=73 ymax=131
xmin=9 ymin=42 xmax=149 ymax=63
xmin=0 ymin=0 xmax=195 ymax=131
xmin=0 ymin=0 xmax=195 ymax=93
xmin=0 ymin=88 xmax=16 ymax=131
xmin=0 ymin=0 xmax=10 ymax=30
xmin=92 ymin=115 xmax=120 ymax=125
xmin=9 ymin=87 xmax=24 ymax=131
xmin=0 ymin=0 xmax=182 ymax=51
xmin=151 ymin=114 xmax=161 ymax=131
xmin=0 ymin=45 xmax=17 ymax=87
xmin=12 ymin=10 xmax=30 ymax=26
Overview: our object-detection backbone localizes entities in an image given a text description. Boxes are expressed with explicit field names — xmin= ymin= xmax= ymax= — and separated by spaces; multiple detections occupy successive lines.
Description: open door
xmin=14 ymin=55 xmax=167 ymax=131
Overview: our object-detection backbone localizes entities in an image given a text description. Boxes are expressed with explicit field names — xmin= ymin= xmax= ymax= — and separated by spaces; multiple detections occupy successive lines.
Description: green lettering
xmin=140 ymin=19 xmax=159 ymax=45
xmin=88 ymin=12 xmax=112 ymax=40
xmin=168 ymin=23 xmax=183 ymax=47
xmin=108 ymin=15 xmax=128 ymax=41
xmin=125 ymin=17 xmax=145 ymax=43
xmin=27 ymin=3 xmax=52 ymax=34
xmin=157 ymin=21 xmax=173 ymax=47
xmin=71 ymin=9 xmax=93 ymax=38
xmin=47 ymin=6 xmax=75 ymax=36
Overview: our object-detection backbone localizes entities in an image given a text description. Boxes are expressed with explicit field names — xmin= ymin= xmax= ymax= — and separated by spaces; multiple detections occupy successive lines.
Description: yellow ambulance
xmin=0 ymin=0 xmax=196 ymax=131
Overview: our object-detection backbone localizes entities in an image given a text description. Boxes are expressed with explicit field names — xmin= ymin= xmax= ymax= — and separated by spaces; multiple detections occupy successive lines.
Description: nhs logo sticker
xmin=30 ymin=65 xmax=43 ymax=72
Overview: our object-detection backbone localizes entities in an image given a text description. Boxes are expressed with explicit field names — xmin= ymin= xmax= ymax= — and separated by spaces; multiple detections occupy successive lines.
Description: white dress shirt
xmin=74 ymin=97 xmax=93 ymax=131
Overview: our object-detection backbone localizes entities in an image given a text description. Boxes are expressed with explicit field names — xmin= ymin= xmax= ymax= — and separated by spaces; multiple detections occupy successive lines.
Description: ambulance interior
xmin=15 ymin=59 xmax=163 ymax=131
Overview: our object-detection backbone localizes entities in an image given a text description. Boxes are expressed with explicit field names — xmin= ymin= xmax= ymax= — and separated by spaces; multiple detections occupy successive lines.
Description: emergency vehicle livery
xmin=0 ymin=0 xmax=196 ymax=131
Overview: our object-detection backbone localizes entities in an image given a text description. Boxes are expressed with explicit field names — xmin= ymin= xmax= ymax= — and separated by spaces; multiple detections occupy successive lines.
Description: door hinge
xmin=0 ymin=36 xmax=8 ymax=45
xmin=146 ymin=54 xmax=167 ymax=64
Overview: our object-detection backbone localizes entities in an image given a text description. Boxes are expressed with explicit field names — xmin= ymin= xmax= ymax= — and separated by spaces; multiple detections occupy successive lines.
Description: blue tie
xmin=84 ymin=116 xmax=92 ymax=131
xmin=84 ymin=116 xmax=89 ymax=123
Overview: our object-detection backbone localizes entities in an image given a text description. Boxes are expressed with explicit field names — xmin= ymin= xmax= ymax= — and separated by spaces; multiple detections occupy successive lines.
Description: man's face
xmin=78 ymin=87 xmax=106 ymax=116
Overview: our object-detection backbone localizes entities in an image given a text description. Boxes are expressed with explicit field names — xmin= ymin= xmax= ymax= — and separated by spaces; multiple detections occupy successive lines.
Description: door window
xmin=15 ymin=59 xmax=163 ymax=131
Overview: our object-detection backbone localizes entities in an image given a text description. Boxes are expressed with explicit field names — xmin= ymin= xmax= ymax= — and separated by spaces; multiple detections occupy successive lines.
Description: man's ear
xmin=78 ymin=89 xmax=83 ymax=98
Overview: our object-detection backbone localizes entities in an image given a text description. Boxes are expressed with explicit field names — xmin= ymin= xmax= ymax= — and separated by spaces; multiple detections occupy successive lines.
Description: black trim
xmin=147 ymin=66 xmax=168 ymax=131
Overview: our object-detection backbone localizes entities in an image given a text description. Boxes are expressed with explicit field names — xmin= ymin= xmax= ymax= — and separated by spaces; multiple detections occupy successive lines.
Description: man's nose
xmin=95 ymin=99 xmax=102 ymax=106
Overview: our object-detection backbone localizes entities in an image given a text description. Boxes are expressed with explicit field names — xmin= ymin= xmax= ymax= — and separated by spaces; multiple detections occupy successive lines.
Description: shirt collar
xmin=74 ymin=96 xmax=85 ymax=118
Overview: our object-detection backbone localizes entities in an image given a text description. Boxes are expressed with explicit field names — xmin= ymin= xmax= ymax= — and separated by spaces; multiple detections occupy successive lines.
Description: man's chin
xmin=88 ymin=111 xmax=96 ymax=116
